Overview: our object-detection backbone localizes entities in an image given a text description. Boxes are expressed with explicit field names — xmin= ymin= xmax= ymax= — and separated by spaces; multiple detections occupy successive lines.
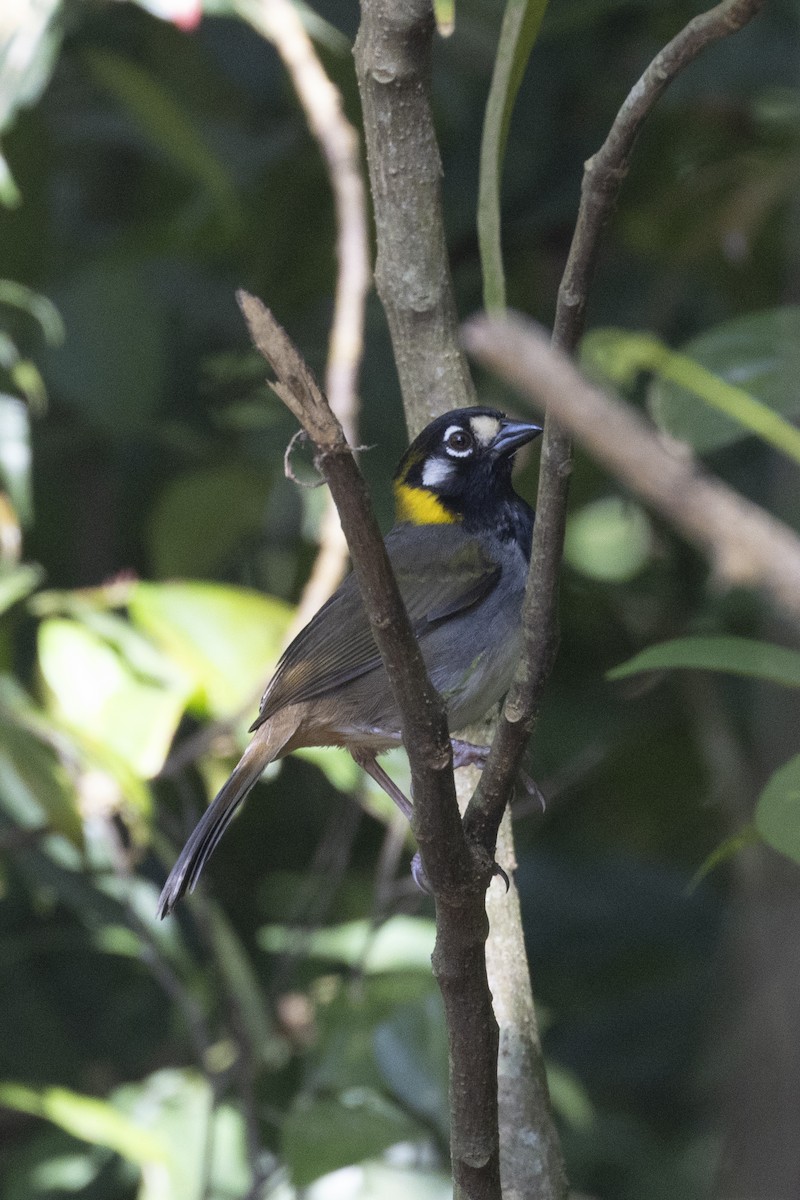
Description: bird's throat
xmin=393 ymin=482 xmax=459 ymax=525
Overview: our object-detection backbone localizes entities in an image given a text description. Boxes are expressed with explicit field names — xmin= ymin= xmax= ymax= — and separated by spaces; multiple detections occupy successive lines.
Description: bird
xmin=157 ymin=406 xmax=542 ymax=917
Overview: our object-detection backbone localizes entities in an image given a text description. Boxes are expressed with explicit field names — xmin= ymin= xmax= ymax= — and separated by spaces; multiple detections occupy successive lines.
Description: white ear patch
xmin=470 ymin=415 xmax=501 ymax=446
xmin=422 ymin=457 xmax=455 ymax=489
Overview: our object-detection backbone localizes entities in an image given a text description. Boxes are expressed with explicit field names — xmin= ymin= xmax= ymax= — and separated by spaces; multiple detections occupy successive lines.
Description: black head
xmin=393 ymin=407 xmax=542 ymax=533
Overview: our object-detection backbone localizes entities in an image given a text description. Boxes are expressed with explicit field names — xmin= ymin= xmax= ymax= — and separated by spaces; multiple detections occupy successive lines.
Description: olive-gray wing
xmin=250 ymin=525 xmax=501 ymax=730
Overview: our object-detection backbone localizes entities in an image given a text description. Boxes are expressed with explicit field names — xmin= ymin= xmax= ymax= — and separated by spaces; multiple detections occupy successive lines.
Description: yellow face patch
xmin=394 ymin=482 xmax=459 ymax=525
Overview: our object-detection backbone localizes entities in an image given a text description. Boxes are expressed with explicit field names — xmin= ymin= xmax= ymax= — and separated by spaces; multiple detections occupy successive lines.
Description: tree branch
xmin=238 ymin=294 xmax=502 ymax=1197
xmin=354 ymin=3 xmax=517 ymax=1195
xmin=464 ymin=311 xmax=800 ymax=630
xmin=237 ymin=0 xmax=371 ymax=627
xmin=354 ymin=0 xmax=477 ymax=432
xmin=464 ymin=0 xmax=768 ymax=855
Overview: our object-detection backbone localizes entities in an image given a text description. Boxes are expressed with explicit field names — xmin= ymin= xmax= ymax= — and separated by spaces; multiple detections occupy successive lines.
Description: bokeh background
xmin=1 ymin=0 xmax=799 ymax=1197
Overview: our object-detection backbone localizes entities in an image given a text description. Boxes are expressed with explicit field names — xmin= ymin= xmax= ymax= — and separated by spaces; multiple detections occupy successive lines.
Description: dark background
xmin=0 ymin=0 xmax=799 ymax=1196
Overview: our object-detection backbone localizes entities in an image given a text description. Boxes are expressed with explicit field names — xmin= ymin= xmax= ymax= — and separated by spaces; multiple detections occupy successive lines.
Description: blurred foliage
xmin=0 ymin=0 xmax=799 ymax=1197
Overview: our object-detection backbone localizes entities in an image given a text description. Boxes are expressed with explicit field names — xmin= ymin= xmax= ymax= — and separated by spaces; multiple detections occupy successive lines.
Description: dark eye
xmin=444 ymin=428 xmax=474 ymax=455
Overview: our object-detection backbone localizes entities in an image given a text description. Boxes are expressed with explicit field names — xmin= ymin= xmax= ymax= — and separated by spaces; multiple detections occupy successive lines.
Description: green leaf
xmin=0 ymin=394 xmax=32 ymax=523
xmin=0 ymin=0 xmax=65 ymax=140
xmin=755 ymin=754 xmax=800 ymax=866
xmin=283 ymin=1089 xmax=425 ymax=1188
xmin=293 ymin=745 xmax=361 ymax=793
xmin=0 ymin=715 xmax=82 ymax=846
xmin=258 ymin=915 xmax=436 ymax=973
xmin=147 ymin=465 xmax=273 ymax=579
xmin=129 ymin=581 xmax=291 ymax=719
xmin=0 ymin=562 xmax=43 ymax=614
xmin=38 ymin=617 xmax=191 ymax=777
xmin=564 ymin=497 xmax=652 ymax=582
xmin=374 ymin=992 xmax=449 ymax=1135
xmin=0 ymin=1082 xmax=169 ymax=1166
xmin=688 ymin=826 xmax=760 ymax=890
xmin=478 ymin=0 xmax=550 ymax=310
xmin=114 ymin=1070 xmax=250 ymax=1200
xmin=42 ymin=262 xmax=167 ymax=439
xmin=0 ymin=281 xmax=64 ymax=345
xmin=608 ymin=637 xmax=800 ymax=689
xmin=546 ymin=1064 xmax=594 ymax=1131
xmin=433 ymin=0 xmax=455 ymax=36
xmin=10 ymin=358 xmax=48 ymax=413
xmin=589 ymin=308 xmax=800 ymax=454
xmin=0 ymin=154 xmax=21 ymax=208
xmin=85 ymin=50 xmax=240 ymax=237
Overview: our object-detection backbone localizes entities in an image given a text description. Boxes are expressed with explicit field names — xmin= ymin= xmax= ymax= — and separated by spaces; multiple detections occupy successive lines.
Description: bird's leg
xmin=351 ymin=749 xmax=413 ymax=820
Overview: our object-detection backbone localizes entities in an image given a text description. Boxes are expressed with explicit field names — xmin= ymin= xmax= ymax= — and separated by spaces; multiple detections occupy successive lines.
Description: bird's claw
xmin=410 ymin=850 xmax=510 ymax=894
xmin=410 ymin=851 xmax=432 ymax=895
xmin=491 ymin=861 xmax=510 ymax=892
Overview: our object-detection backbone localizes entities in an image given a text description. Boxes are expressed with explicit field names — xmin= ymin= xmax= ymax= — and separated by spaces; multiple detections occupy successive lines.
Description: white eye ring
xmin=443 ymin=425 xmax=474 ymax=457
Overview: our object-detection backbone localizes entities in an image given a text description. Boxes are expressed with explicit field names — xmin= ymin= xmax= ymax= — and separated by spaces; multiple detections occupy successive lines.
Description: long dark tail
xmin=156 ymin=740 xmax=273 ymax=918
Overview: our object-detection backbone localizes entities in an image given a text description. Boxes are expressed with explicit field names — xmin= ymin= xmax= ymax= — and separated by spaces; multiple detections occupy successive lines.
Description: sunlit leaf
xmin=0 ymin=672 xmax=154 ymax=833
xmin=258 ymin=916 xmax=436 ymax=974
xmin=129 ymin=581 xmax=291 ymax=719
xmin=608 ymin=637 xmax=800 ymax=688
xmin=0 ymin=394 xmax=32 ymax=524
xmin=114 ymin=1070 xmax=250 ymax=1200
xmin=546 ymin=1064 xmax=594 ymax=1130
xmin=564 ymin=497 xmax=652 ymax=582
xmin=294 ymin=746 xmax=361 ymax=794
xmin=0 ymin=715 xmax=82 ymax=846
xmin=283 ymin=1089 xmax=425 ymax=1188
xmin=433 ymin=0 xmax=455 ymax=37
xmin=38 ymin=617 xmax=190 ymax=777
xmin=755 ymin=754 xmax=800 ymax=866
xmin=0 ymin=1082 xmax=169 ymax=1165
xmin=309 ymin=1162 xmax=453 ymax=1198
xmin=0 ymin=280 xmax=64 ymax=345
xmin=0 ymin=562 xmax=43 ymax=613
xmin=0 ymin=0 xmax=65 ymax=140
xmin=0 ymin=155 xmax=21 ymax=207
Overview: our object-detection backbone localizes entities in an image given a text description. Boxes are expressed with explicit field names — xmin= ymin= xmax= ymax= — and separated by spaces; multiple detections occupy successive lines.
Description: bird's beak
xmin=492 ymin=418 xmax=543 ymax=457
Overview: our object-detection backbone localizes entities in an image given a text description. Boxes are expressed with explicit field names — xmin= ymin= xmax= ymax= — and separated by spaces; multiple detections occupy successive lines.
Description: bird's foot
xmin=450 ymin=738 xmax=490 ymax=769
xmin=410 ymin=850 xmax=510 ymax=895
xmin=450 ymin=739 xmax=545 ymax=811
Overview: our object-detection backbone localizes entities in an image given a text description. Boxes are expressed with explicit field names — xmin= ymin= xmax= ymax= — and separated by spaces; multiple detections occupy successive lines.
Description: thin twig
xmin=267 ymin=791 xmax=363 ymax=1000
xmin=355 ymin=3 xmax=509 ymax=1192
xmin=464 ymin=0 xmax=768 ymax=855
xmin=465 ymin=312 xmax=800 ymax=629
xmin=237 ymin=0 xmax=370 ymax=631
